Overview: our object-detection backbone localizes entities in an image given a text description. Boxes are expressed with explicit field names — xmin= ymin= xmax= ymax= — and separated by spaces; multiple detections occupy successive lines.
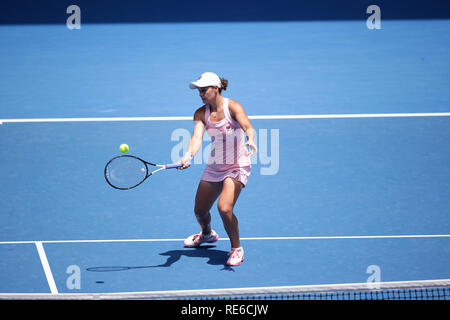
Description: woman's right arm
xmin=179 ymin=107 xmax=205 ymax=169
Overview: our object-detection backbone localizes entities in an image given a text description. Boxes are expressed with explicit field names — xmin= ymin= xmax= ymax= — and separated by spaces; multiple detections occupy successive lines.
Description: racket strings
xmin=105 ymin=156 xmax=148 ymax=189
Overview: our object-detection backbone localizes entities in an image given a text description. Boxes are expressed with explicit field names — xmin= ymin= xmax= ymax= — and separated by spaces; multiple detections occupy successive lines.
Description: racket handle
xmin=165 ymin=163 xmax=184 ymax=169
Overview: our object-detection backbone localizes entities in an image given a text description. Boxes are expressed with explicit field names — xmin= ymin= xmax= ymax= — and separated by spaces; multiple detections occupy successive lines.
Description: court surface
xmin=0 ymin=17 xmax=449 ymax=297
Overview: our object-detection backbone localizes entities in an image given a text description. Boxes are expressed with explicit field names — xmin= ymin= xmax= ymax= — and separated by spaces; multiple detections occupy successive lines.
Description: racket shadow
xmin=86 ymin=246 xmax=235 ymax=272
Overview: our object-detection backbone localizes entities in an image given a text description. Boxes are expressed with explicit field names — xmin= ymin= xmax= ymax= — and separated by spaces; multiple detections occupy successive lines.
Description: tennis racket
xmin=104 ymin=155 xmax=183 ymax=190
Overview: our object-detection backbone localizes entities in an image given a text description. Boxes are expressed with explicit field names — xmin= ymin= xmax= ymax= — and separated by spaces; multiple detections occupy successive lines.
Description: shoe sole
xmin=227 ymin=257 xmax=244 ymax=266
xmin=184 ymin=235 xmax=219 ymax=248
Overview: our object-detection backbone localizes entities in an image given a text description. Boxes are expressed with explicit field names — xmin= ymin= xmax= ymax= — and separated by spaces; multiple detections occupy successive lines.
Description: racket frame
xmin=104 ymin=155 xmax=181 ymax=190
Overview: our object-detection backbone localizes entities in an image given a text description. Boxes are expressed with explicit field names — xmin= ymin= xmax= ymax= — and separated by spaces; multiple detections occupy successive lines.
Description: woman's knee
xmin=217 ymin=201 xmax=233 ymax=217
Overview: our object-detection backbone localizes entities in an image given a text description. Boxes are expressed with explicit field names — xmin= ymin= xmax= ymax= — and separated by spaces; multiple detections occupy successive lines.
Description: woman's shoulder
xmin=194 ymin=105 xmax=207 ymax=122
xmin=227 ymin=98 xmax=244 ymax=118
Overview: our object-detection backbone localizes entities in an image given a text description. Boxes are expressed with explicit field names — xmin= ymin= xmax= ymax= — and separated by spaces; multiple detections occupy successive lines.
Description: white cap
xmin=189 ymin=72 xmax=221 ymax=89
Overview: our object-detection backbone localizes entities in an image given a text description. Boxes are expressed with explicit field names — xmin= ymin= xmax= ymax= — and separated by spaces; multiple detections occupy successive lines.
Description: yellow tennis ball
xmin=119 ymin=144 xmax=129 ymax=153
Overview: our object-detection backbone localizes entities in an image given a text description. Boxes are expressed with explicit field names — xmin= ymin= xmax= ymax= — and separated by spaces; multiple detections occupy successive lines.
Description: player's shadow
xmin=86 ymin=246 xmax=235 ymax=272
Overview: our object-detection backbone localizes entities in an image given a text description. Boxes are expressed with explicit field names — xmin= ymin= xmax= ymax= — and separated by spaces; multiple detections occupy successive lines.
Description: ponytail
xmin=219 ymin=78 xmax=228 ymax=93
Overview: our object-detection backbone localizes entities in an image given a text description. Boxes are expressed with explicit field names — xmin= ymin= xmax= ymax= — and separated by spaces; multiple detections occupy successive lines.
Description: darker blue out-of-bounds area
xmin=1 ymin=0 xmax=450 ymax=25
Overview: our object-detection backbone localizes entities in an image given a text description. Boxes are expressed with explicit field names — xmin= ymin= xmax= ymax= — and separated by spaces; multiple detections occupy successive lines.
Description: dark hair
xmin=219 ymin=78 xmax=228 ymax=93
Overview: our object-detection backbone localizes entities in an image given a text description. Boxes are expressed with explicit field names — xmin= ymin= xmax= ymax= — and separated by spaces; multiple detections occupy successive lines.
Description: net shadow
xmin=2 ymin=0 xmax=450 ymax=25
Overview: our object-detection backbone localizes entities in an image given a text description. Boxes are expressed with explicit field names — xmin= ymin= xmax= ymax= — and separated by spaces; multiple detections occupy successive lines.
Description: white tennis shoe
xmin=226 ymin=247 xmax=244 ymax=266
xmin=184 ymin=230 xmax=219 ymax=248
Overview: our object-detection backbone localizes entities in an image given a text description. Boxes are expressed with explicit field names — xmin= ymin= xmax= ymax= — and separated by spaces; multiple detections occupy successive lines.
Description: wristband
xmin=184 ymin=151 xmax=193 ymax=160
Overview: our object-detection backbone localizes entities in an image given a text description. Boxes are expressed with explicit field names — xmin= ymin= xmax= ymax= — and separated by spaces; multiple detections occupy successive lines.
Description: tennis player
xmin=178 ymin=72 xmax=257 ymax=266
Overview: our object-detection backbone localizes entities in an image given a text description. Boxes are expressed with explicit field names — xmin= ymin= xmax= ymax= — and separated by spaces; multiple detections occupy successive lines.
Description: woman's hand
xmin=178 ymin=152 xmax=193 ymax=170
xmin=244 ymin=139 xmax=258 ymax=156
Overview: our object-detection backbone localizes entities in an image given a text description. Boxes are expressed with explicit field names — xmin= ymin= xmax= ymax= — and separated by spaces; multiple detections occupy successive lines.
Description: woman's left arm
xmin=229 ymin=100 xmax=258 ymax=156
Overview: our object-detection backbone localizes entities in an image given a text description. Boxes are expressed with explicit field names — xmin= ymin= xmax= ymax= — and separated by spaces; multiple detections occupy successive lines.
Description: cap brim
xmin=189 ymin=80 xmax=211 ymax=89
xmin=189 ymin=82 xmax=200 ymax=89
xmin=189 ymin=79 xmax=221 ymax=89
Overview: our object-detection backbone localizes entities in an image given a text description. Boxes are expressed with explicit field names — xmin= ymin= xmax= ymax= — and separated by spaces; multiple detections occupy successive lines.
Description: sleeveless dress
xmin=201 ymin=98 xmax=252 ymax=187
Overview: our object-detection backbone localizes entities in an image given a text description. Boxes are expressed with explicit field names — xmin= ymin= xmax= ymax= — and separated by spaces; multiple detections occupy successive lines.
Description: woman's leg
xmin=217 ymin=177 xmax=244 ymax=249
xmin=194 ymin=180 xmax=222 ymax=235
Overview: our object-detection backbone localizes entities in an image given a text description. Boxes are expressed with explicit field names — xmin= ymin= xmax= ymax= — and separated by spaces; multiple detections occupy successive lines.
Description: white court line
xmin=0 ymin=116 xmax=191 ymax=123
xmin=250 ymin=112 xmax=450 ymax=119
xmin=35 ymin=242 xmax=58 ymax=294
xmin=1 ymin=234 xmax=449 ymax=245
xmin=1 ymin=112 xmax=450 ymax=123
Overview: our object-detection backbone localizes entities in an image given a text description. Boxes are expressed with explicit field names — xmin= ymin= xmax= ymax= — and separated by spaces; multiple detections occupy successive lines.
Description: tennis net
xmin=0 ymin=279 xmax=449 ymax=300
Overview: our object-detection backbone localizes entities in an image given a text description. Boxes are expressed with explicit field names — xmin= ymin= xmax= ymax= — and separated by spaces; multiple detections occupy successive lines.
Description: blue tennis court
xmin=1 ymin=1 xmax=450 ymax=300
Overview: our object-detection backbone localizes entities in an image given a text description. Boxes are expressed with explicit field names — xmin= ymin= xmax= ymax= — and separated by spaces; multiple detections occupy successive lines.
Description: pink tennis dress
xmin=201 ymin=98 xmax=252 ymax=187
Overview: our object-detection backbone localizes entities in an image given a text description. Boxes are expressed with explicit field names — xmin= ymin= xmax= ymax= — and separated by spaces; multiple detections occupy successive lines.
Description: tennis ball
xmin=119 ymin=144 xmax=129 ymax=153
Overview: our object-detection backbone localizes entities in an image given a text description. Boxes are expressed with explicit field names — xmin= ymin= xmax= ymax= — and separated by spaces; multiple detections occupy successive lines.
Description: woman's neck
xmin=208 ymin=95 xmax=223 ymax=112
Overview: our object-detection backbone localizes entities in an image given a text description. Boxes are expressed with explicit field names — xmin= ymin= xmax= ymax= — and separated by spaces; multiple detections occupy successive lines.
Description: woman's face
xmin=198 ymin=86 xmax=218 ymax=104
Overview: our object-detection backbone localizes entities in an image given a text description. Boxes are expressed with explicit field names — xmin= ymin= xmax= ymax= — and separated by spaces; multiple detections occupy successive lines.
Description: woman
xmin=178 ymin=72 xmax=257 ymax=266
